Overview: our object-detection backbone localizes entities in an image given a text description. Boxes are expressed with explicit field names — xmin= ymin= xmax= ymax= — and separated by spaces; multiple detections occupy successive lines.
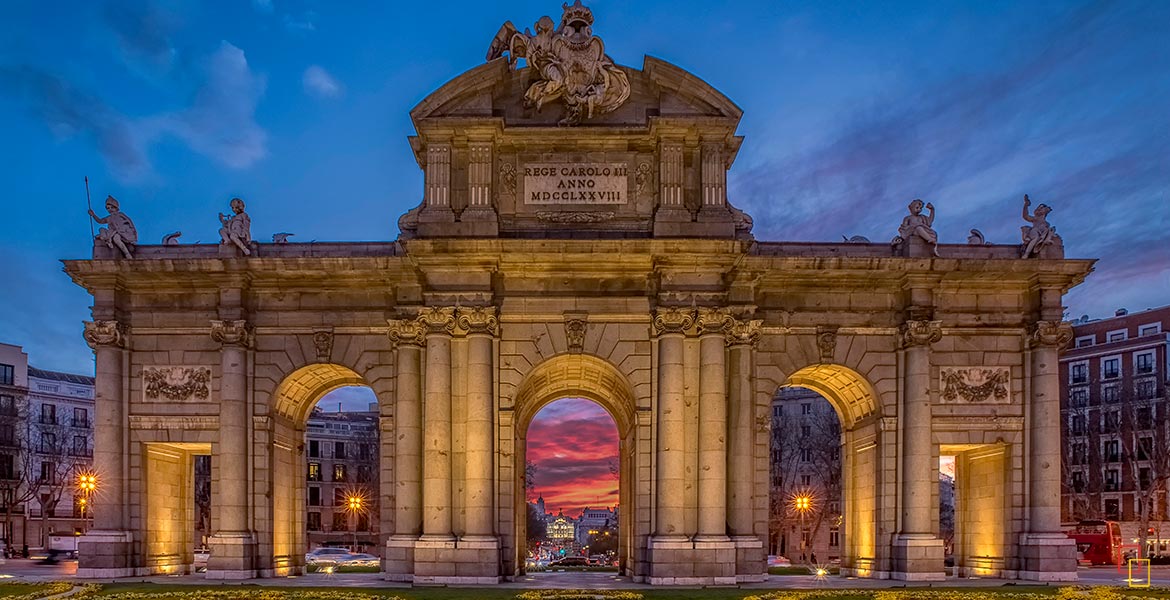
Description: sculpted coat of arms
xmin=487 ymin=1 xmax=631 ymax=125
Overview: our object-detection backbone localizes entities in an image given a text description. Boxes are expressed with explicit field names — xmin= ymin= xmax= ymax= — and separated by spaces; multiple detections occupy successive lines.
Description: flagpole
xmin=84 ymin=176 xmax=95 ymax=239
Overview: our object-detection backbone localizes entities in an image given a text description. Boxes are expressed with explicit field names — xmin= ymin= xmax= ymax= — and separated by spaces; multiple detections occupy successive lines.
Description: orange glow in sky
xmin=527 ymin=398 xmax=618 ymax=519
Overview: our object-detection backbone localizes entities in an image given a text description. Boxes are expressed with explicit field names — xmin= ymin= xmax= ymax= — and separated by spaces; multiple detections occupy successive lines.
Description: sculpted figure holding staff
xmin=89 ymin=195 xmax=138 ymax=259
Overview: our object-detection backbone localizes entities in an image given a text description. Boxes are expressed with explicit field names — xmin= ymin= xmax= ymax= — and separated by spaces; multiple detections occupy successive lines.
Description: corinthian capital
xmin=387 ymin=318 xmax=426 ymax=347
xmin=84 ymin=320 xmax=125 ymax=349
xmin=210 ymin=319 xmax=253 ymax=348
xmin=898 ymin=320 xmax=942 ymax=348
xmin=695 ymin=307 xmax=733 ymax=336
xmin=416 ymin=307 xmax=456 ymax=336
xmin=457 ymin=306 xmax=499 ymax=336
xmin=652 ymin=308 xmax=695 ymax=336
xmin=1029 ymin=320 xmax=1073 ymax=349
xmin=724 ymin=317 xmax=762 ymax=347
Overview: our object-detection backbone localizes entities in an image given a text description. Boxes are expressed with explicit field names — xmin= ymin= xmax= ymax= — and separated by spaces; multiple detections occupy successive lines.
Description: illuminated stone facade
xmin=63 ymin=3 xmax=1092 ymax=585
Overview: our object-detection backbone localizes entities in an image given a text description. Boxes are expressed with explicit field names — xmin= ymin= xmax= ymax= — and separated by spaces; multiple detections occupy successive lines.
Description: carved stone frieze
xmin=499 ymin=162 xmax=517 ymax=196
xmin=129 ymin=415 xmax=219 ymax=430
xmin=816 ymin=326 xmax=838 ymax=362
xmin=210 ymin=319 xmax=253 ymax=347
xmin=724 ymin=317 xmax=762 ymax=347
xmin=142 ymin=367 xmax=212 ymax=402
xmin=940 ymin=367 xmax=1011 ymax=404
xmin=312 ymin=329 xmax=334 ymax=362
xmin=387 ymin=318 xmax=427 ymax=347
xmin=535 ymin=211 xmax=615 ymax=223
xmin=898 ymin=320 xmax=942 ymax=348
xmin=456 ymin=306 xmax=499 ymax=336
xmin=1029 ymin=320 xmax=1073 ymax=349
xmin=564 ymin=314 xmax=588 ymax=354
xmin=695 ymin=307 xmax=733 ymax=336
xmin=651 ymin=308 xmax=695 ymax=336
xmin=417 ymin=307 xmax=457 ymax=336
xmin=84 ymin=320 xmax=125 ymax=349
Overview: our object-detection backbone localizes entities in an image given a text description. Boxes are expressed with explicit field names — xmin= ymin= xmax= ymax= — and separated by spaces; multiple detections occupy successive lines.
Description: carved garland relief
xmin=142 ymin=367 xmax=212 ymax=402
xmin=940 ymin=367 xmax=1011 ymax=404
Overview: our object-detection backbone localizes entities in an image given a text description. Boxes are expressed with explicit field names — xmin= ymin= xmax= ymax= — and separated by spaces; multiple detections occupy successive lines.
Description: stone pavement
xmin=3 ymin=560 xmax=1168 ymax=590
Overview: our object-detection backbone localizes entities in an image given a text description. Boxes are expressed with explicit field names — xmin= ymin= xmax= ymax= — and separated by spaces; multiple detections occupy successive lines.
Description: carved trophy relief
xmin=816 ymin=326 xmax=838 ymax=362
xmin=312 ymin=329 xmax=334 ymax=362
xmin=564 ymin=315 xmax=588 ymax=354
xmin=499 ymin=162 xmax=517 ymax=197
xmin=635 ymin=162 xmax=653 ymax=195
xmin=143 ymin=367 xmax=212 ymax=402
xmin=940 ymin=367 xmax=1011 ymax=404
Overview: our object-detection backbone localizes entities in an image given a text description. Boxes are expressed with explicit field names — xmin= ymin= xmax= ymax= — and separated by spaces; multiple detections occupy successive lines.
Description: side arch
xmin=781 ymin=363 xmax=879 ymax=429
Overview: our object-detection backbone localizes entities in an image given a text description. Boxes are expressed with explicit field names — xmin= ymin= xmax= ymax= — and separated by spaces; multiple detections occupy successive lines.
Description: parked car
xmin=305 ymin=547 xmax=353 ymax=565
xmin=549 ymin=556 xmax=589 ymax=567
xmin=336 ymin=553 xmax=380 ymax=568
xmin=767 ymin=555 xmax=792 ymax=567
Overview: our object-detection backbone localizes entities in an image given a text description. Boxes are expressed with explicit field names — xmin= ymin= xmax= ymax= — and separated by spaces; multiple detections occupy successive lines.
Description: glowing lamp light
xmin=77 ymin=472 xmax=98 ymax=494
xmin=793 ymin=495 xmax=812 ymax=512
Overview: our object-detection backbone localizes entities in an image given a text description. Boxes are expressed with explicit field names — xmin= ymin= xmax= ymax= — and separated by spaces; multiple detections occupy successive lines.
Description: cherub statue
xmin=89 ymin=195 xmax=138 ymax=259
xmin=1020 ymin=194 xmax=1056 ymax=258
xmin=218 ymin=197 xmax=252 ymax=256
xmin=895 ymin=199 xmax=939 ymax=256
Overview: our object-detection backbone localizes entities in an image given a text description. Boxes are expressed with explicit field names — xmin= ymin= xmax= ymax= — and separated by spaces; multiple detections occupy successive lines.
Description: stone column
xmin=695 ymin=309 xmax=730 ymax=540
xmin=419 ymin=307 xmax=456 ymax=540
xmin=725 ymin=317 xmax=764 ymax=581
xmin=458 ymin=307 xmax=498 ymax=539
xmin=1019 ymin=320 xmax=1077 ymax=580
xmin=652 ymin=308 xmax=693 ymax=540
xmin=386 ymin=318 xmax=426 ymax=579
xmin=77 ymin=320 xmax=135 ymax=577
xmin=206 ymin=319 xmax=257 ymax=579
xmin=892 ymin=319 xmax=944 ymax=580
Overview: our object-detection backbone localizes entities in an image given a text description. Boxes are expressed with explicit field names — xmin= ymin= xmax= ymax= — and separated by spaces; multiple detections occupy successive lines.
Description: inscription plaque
xmin=523 ymin=163 xmax=628 ymax=204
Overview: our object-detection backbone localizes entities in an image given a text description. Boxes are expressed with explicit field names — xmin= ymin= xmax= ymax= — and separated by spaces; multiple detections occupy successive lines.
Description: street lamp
xmin=792 ymin=494 xmax=813 ymax=563
xmin=77 ymin=472 xmax=98 ymax=533
xmin=345 ymin=495 xmax=364 ymax=552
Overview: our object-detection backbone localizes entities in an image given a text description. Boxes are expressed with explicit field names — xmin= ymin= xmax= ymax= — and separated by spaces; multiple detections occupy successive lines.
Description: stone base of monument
xmin=733 ymin=536 xmax=767 ymax=583
xmin=411 ymin=536 xmax=501 ymax=585
xmin=205 ymin=531 xmax=258 ymax=580
xmin=1017 ymin=533 xmax=1078 ymax=582
xmin=76 ymin=530 xmax=138 ymax=578
xmin=890 ymin=534 xmax=946 ymax=581
xmin=384 ymin=536 xmax=417 ymax=582
xmin=647 ymin=536 xmax=737 ymax=585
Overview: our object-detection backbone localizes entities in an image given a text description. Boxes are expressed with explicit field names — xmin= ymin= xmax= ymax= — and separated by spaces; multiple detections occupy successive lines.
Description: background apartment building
xmin=1060 ymin=305 xmax=1170 ymax=550
xmin=304 ymin=404 xmax=380 ymax=551
xmin=0 ymin=342 xmax=94 ymax=551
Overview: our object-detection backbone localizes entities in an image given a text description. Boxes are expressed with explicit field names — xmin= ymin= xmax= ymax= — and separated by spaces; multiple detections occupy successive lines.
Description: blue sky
xmin=2 ymin=0 xmax=1167 ymax=375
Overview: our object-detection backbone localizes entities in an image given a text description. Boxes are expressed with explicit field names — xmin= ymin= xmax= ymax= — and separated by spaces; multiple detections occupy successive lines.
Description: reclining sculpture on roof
xmin=487 ymin=1 xmax=631 ymax=125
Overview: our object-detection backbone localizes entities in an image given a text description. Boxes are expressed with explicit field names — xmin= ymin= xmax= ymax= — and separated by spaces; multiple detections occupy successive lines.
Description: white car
xmin=336 ymin=553 xmax=380 ymax=568
xmin=305 ymin=547 xmax=353 ymax=565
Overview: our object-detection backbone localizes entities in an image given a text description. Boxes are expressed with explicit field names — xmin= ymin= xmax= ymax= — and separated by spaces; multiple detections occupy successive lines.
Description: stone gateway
xmin=64 ymin=3 xmax=1092 ymax=585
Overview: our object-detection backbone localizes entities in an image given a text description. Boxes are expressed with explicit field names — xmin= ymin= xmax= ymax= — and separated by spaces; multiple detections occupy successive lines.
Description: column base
xmin=1017 ymin=532 xmax=1078 ymax=581
xmin=384 ymin=535 xmax=417 ymax=582
xmin=77 ymin=530 xmax=137 ymax=578
xmin=732 ymin=536 xmax=767 ymax=583
xmin=891 ymin=534 xmax=945 ymax=581
xmin=647 ymin=536 xmax=736 ymax=585
xmin=205 ymin=531 xmax=258 ymax=580
xmin=411 ymin=536 xmax=501 ymax=584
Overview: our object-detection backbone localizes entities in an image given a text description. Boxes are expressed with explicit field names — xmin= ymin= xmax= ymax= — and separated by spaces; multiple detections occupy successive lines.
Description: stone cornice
xmin=1029 ymin=320 xmax=1074 ymax=349
xmin=84 ymin=320 xmax=126 ymax=349
xmin=210 ymin=319 xmax=253 ymax=348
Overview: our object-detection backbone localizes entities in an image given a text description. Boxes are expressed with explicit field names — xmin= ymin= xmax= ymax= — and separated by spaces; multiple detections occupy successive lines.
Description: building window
xmin=40 ymin=461 xmax=56 ymax=484
xmin=357 ymin=512 xmax=370 ymax=532
xmin=71 ymin=436 xmax=88 ymax=456
xmin=308 ymin=440 xmax=320 ymax=458
xmin=1137 ymin=407 xmax=1153 ymax=429
xmin=801 ymin=403 xmax=811 ymax=415
xmin=1140 ymin=467 xmax=1153 ymax=489
xmin=334 ymin=488 xmax=347 ymax=506
xmin=1103 ymin=411 xmax=1121 ymax=434
xmin=333 ymin=464 xmax=347 ymax=482
xmin=1071 ymin=443 xmax=1088 ymax=465
xmin=800 ymin=474 xmax=811 ymax=486
xmin=0 ymin=424 xmax=13 ymax=447
xmin=1070 ymin=415 xmax=1086 ymax=435
xmin=1102 ymin=358 xmax=1120 ymax=380
xmin=1105 ymin=469 xmax=1120 ymax=492
xmin=308 ymin=486 xmax=321 ymax=506
xmin=357 ymin=465 xmax=372 ymax=484
xmin=799 ymin=448 xmax=811 ymax=462
xmin=800 ymin=425 xmax=811 ymax=437
xmin=307 ymin=462 xmax=321 ymax=482
xmin=359 ymin=443 xmax=371 ymax=461
xmin=1105 ymin=498 xmax=1120 ymax=519
xmin=332 ymin=512 xmax=348 ymax=531
xmin=1103 ymin=439 xmax=1120 ymax=462
xmin=40 ymin=403 xmax=56 ymax=425
xmin=307 ymin=512 xmax=321 ymax=531
xmin=1136 ymin=353 xmax=1155 ymax=375
xmin=334 ymin=442 xmax=345 ymax=460
xmin=40 ymin=432 xmax=56 ymax=453
xmin=1102 ymin=385 xmax=1120 ymax=404
xmin=1070 ymin=362 xmax=1088 ymax=385
xmin=1072 ymin=471 xmax=1086 ymax=493
xmin=773 ymin=405 xmax=782 ymax=418
xmin=72 ymin=407 xmax=88 ymax=428
xmin=1069 ymin=388 xmax=1088 ymax=407
xmin=0 ymin=364 xmax=13 ymax=386
xmin=1075 ymin=336 xmax=1095 ymax=348
xmin=829 ymin=528 xmax=840 ymax=547
xmin=1139 ymin=324 xmax=1161 ymax=336
xmin=0 ymin=395 xmax=15 ymax=416
xmin=1107 ymin=330 xmax=1127 ymax=343
xmin=0 ymin=454 xmax=13 ymax=480
xmin=1136 ymin=379 xmax=1156 ymax=400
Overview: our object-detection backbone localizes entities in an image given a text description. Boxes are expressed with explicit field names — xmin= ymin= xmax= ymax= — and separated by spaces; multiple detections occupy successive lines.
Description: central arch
xmin=776 ymin=363 xmax=881 ymax=577
xmin=511 ymin=354 xmax=640 ymax=577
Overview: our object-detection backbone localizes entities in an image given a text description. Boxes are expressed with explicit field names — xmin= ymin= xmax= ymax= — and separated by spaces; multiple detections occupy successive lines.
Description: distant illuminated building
xmin=547 ymin=510 xmax=576 ymax=541
xmin=574 ymin=506 xmax=617 ymax=545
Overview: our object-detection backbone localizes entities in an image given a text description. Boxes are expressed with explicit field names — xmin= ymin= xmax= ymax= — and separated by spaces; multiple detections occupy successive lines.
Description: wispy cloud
xmin=284 ymin=11 xmax=317 ymax=33
xmin=303 ymin=65 xmax=343 ymax=99
xmin=100 ymin=0 xmax=177 ymax=69
xmin=528 ymin=398 xmax=619 ymax=517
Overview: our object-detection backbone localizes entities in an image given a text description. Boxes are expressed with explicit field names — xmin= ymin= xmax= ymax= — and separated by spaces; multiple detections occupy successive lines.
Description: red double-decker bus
xmin=1067 ymin=520 xmax=1122 ymax=566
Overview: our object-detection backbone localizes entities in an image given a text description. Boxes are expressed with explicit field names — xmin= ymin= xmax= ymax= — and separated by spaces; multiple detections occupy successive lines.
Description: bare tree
xmin=1119 ymin=377 xmax=1169 ymax=557
xmin=769 ymin=395 xmax=841 ymax=560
